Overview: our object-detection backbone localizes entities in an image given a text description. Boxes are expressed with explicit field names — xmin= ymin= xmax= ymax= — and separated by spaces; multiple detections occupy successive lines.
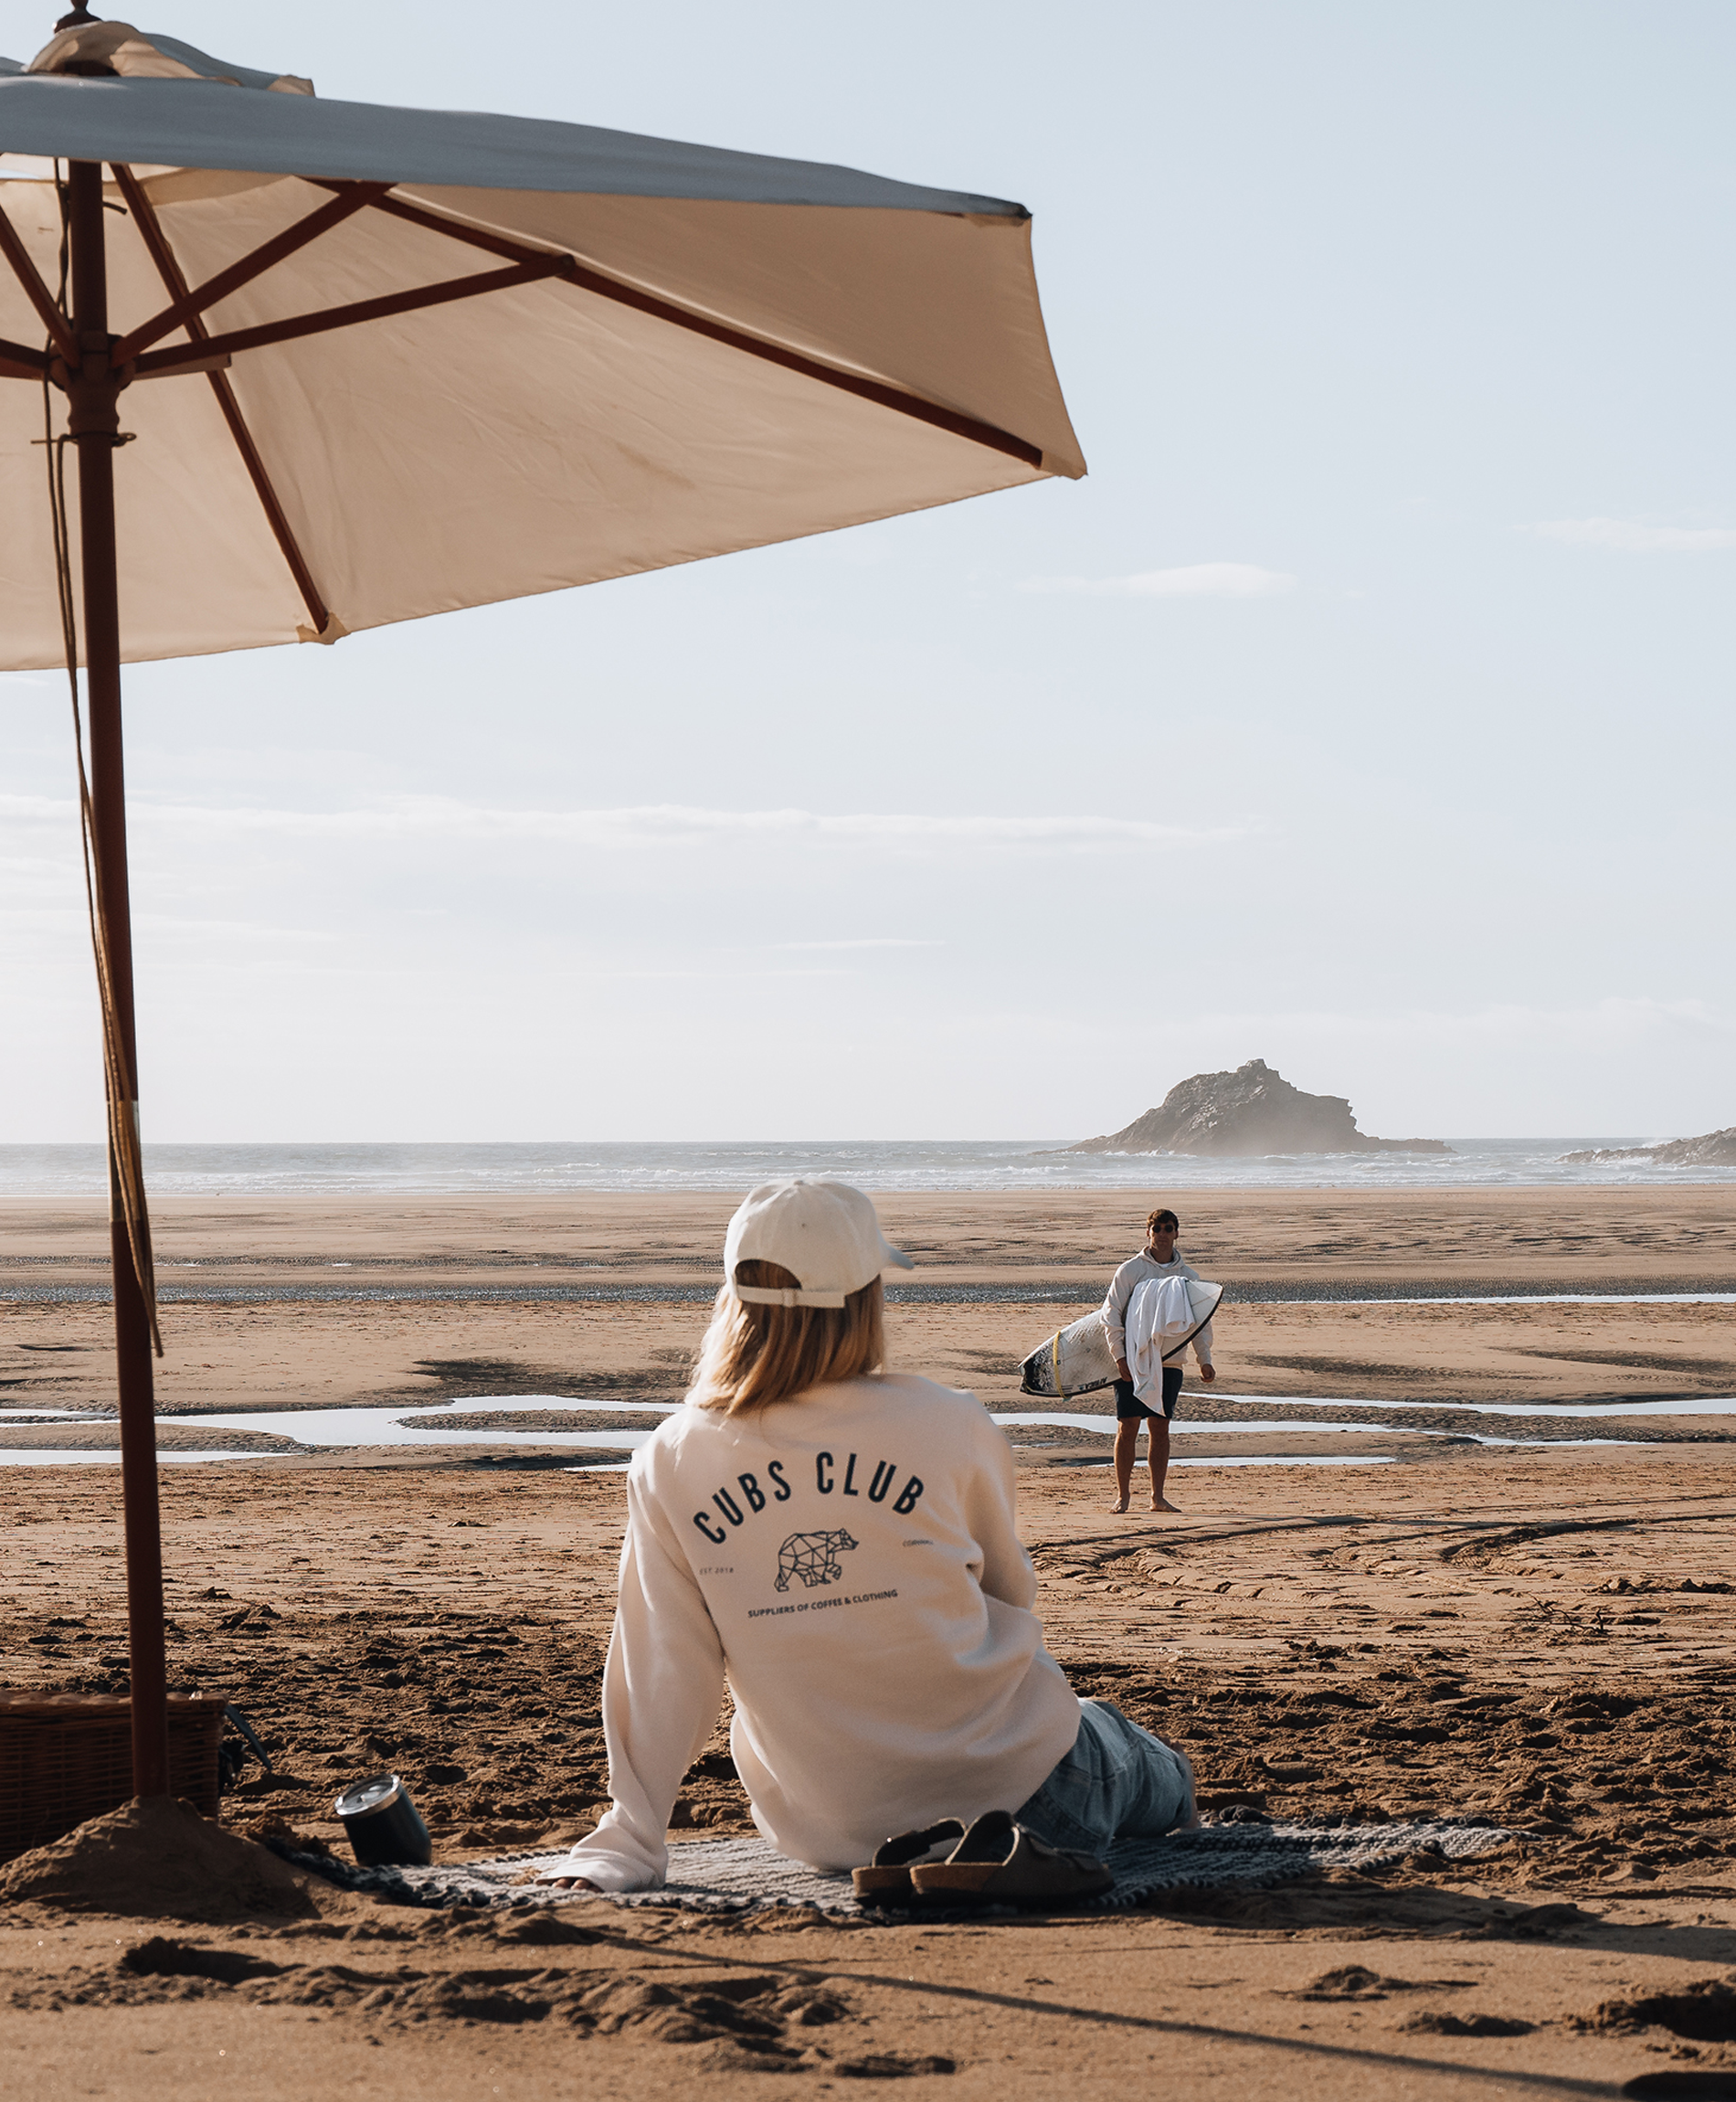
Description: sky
xmin=2 ymin=0 xmax=1732 ymax=1144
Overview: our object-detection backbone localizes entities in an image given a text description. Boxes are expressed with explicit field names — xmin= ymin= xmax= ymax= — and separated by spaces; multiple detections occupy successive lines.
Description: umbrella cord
xmin=42 ymin=165 xmax=163 ymax=1357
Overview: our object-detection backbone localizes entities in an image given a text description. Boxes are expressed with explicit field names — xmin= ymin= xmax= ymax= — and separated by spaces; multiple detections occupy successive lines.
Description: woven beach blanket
xmin=272 ymin=1819 xmax=1509 ymax=1918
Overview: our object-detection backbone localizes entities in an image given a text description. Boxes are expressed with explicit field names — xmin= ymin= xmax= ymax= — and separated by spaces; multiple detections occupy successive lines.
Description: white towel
xmin=1127 ymin=1276 xmax=1196 ymax=1402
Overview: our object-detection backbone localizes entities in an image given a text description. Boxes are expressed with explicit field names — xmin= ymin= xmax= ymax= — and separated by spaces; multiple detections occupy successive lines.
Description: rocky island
xmin=1065 ymin=1057 xmax=1450 ymax=1157
xmin=1561 ymin=1127 xmax=1736 ymax=1167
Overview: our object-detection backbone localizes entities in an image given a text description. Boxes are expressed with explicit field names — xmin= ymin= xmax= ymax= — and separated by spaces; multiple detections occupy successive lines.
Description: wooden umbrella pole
xmin=65 ymin=158 xmax=170 ymax=1800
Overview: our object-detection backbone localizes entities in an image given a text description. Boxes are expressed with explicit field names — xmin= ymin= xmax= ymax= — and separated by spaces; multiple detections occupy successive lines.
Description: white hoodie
xmin=560 ymin=1372 xmax=1081 ymax=1891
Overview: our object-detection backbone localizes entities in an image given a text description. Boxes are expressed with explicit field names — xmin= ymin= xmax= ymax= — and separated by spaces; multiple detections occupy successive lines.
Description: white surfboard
xmin=1019 ymin=1279 xmax=1223 ymax=1399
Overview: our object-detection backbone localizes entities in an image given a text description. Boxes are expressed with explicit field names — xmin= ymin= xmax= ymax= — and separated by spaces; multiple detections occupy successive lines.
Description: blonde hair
xmin=687 ymin=1258 xmax=884 ymax=1416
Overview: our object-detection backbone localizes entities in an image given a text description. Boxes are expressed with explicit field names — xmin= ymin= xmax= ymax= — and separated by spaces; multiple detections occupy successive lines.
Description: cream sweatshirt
xmin=558 ymin=1372 xmax=1081 ymax=1891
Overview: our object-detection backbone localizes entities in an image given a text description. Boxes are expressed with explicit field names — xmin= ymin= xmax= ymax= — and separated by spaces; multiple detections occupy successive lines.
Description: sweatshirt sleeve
xmin=1101 ymin=1261 xmax=1134 ymax=1363
xmin=966 ymin=1406 xmax=1039 ymax=1610
xmin=554 ymin=1461 xmax=726 ymax=1892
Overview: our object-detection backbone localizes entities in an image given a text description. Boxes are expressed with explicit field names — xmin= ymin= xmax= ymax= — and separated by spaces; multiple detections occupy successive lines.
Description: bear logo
xmin=774 ymin=1529 xmax=859 ymax=1593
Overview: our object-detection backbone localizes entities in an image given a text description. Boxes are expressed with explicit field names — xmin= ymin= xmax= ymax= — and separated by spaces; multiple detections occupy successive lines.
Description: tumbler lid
xmin=334 ymin=1771 xmax=402 ymax=1819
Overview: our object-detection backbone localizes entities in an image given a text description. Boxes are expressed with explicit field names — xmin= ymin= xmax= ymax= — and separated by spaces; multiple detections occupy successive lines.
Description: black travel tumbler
xmin=334 ymin=1771 xmax=434 ymax=1867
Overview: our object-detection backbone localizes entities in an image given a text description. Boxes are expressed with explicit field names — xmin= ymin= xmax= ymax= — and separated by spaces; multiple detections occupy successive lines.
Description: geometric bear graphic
xmin=773 ymin=1529 xmax=860 ymax=1593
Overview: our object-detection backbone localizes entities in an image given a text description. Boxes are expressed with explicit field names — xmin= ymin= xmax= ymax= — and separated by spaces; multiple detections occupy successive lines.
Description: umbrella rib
xmin=202 ymin=377 xmax=333 ymax=633
xmin=560 ymin=267 xmax=1046 ymax=468
xmin=112 ymin=166 xmax=332 ymax=636
xmin=333 ymin=185 xmax=566 ymax=268
xmin=131 ymin=257 xmax=576 ymax=375
xmin=1 ymin=335 xmax=52 ymax=378
xmin=0 ymin=195 xmax=81 ymax=366
xmin=323 ymin=185 xmax=1047 ymax=472
xmin=111 ymin=181 xmax=395 ymax=366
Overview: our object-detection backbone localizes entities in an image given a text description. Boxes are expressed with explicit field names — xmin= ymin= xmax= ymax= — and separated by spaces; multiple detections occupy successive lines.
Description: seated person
xmin=548 ymin=1176 xmax=1196 ymax=1894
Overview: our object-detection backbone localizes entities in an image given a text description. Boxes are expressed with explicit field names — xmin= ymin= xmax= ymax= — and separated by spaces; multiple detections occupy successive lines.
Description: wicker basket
xmin=0 ymin=1690 xmax=227 ymax=1864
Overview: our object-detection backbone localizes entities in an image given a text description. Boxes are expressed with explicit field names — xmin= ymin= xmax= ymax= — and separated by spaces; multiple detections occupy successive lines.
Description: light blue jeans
xmin=1014 ymin=1697 xmax=1195 ymax=1857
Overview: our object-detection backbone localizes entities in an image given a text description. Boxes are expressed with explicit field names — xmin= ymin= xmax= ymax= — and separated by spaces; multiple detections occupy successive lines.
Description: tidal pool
xmin=1 ymin=1386 xmax=1722 ymax=1465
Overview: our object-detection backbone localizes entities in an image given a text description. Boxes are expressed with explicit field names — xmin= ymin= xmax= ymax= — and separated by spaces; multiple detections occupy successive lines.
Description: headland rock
xmin=1066 ymin=1058 xmax=1450 ymax=1157
xmin=1561 ymin=1126 xmax=1736 ymax=1167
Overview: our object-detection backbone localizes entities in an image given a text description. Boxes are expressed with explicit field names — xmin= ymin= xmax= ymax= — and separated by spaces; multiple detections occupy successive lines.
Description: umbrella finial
xmin=54 ymin=5 xmax=101 ymax=27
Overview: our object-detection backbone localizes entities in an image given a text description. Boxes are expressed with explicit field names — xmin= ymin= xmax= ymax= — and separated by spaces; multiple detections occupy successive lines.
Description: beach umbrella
xmin=0 ymin=13 xmax=1083 ymax=1797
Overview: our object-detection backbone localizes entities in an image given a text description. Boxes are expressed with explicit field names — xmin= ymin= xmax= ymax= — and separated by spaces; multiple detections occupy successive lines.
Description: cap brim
xmin=883 ymin=1244 xmax=916 ymax=1272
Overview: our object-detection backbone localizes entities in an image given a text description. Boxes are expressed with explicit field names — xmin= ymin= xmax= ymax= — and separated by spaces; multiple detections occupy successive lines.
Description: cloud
xmin=0 ymin=795 xmax=1243 ymax=853
xmin=0 ymin=794 xmax=76 ymax=825
xmin=554 ymin=967 xmax=857 ymax=982
xmin=1527 ymin=517 xmax=1736 ymax=552
xmin=133 ymin=916 xmax=343 ymax=949
xmin=771 ymin=938 xmax=946 ymax=951
xmin=1138 ymin=994 xmax=1736 ymax=1049
xmin=1021 ymin=562 xmax=1298 ymax=599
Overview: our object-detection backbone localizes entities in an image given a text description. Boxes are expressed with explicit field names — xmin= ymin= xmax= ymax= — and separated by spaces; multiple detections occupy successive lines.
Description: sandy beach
xmin=5 ymin=1 xmax=1730 ymax=2094
xmin=3 ymin=1187 xmax=1733 ymax=2097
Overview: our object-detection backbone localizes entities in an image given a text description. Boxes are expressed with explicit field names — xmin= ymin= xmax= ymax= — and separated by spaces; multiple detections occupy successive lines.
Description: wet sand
xmin=2 ymin=1189 xmax=1733 ymax=2097
xmin=5 ymin=1184 xmax=1735 ymax=1294
xmin=5 ymin=1282 xmax=1736 ymax=1460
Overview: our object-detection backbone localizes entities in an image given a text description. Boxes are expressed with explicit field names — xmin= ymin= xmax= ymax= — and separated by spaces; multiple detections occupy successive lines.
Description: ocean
xmin=1 ymin=1138 xmax=1728 ymax=1197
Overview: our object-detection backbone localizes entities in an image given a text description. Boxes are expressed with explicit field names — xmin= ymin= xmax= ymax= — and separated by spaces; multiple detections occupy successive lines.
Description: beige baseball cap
xmin=724 ymin=1177 xmax=915 ymax=1308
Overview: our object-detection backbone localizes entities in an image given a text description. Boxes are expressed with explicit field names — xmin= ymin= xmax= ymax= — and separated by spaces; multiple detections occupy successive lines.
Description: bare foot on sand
xmin=1112 ymin=1493 xmax=1129 ymax=1513
xmin=1149 ymin=1497 xmax=1180 ymax=1514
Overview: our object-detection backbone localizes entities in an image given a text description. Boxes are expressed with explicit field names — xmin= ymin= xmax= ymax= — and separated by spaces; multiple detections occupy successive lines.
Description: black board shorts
xmin=1114 ymin=1367 xmax=1184 ymax=1421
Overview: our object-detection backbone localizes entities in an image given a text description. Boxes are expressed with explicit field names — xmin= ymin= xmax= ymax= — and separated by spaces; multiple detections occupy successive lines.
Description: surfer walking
xmin=1104 ymin=1207 xmax=1216 ymax=1514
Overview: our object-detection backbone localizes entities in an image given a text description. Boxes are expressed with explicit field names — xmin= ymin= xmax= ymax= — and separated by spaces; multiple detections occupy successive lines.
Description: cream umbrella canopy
xmin=1 ymin=18 xmax=1084 ymax=663
xmin=0 ymin=15 xmax=1083 ymax=1798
